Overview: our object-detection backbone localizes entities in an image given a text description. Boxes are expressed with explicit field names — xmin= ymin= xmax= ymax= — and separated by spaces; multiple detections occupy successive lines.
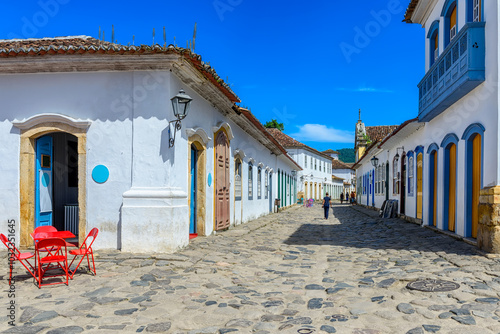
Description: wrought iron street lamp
xmin=370 ymin=156 xmax=379 ymax=168
xmin=169 ymin=89 xmax=193 ymax=147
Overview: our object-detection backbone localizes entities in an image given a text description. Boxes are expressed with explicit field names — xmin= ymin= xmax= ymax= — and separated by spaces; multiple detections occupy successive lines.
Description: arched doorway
xmin=442 ymin=134 xmax=458 ymax=232
xmin=463 ymin=124 xmax=484 ymax=238
xmin=428 ymin=145 xmax=439 ymax=227
xmin=190 ymin=144 xmax=198 ymax=236
xmin=215 ymin=130 xmax=230 ymax=230
xmin=35 ymin=133 xmax=79 ymax=235
xmin=16 ymin=116 xmax=88 ymax=248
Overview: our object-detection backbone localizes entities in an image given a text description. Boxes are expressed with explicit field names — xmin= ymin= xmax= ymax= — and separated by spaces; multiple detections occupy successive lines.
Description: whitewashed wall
xmin=0 ymin=68 xmax=297 ymax=251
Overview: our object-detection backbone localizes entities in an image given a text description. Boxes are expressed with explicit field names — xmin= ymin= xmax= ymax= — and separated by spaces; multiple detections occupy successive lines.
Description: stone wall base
xmin=478 ymin=185 xmax=500 ymax=253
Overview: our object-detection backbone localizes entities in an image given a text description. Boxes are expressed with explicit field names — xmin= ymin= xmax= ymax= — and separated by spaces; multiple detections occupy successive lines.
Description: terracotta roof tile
xmin=332 ymin=159 xmax=353 ymax=170
xmin=366 ymin=125 xmax=399 ymax=143
xmin=404 ymin=0 xmax=420 ymax=23
xmin=0 ymin=36 xmax=239 ymax=102
xmin=266 ymin=128 xmax=332 ymax=160
xmin=322 ymin=149 xmax=339 ymax=154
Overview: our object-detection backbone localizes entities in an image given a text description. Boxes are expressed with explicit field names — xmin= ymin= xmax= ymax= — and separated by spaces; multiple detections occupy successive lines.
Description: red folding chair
xmin=69 ymin=228 xmax=98 ymax=279
xmin=35 ymin=238 xmax=69 ymax=288
xmin=0 ymin=234 xmax=36 ymax=285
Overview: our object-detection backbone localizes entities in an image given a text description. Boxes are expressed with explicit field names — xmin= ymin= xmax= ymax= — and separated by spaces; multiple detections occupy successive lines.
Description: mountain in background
xmin=337 ymin=148 xmax=355 ymax=163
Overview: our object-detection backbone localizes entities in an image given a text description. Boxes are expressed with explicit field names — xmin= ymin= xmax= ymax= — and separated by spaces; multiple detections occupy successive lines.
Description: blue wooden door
xmin=190 ymin=146 xmax=197 ymax=234
xmin=36 ymin=135 xmax=53 ymax=227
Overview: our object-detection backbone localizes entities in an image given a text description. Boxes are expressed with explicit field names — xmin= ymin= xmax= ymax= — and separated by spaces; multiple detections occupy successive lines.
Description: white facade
xmin=0 ymin=37 xmax=299 ymax=252
xmin=354 ymin=0 xmax=495 ymax=244
xmin=287 ymin=148 xmax=334 ymax=201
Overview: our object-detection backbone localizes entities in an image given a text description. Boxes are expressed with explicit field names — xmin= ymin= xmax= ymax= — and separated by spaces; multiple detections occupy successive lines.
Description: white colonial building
xmin=0 ymin=36 xmax=300 ymax=253
xmin=267 ymin=129 xmax=334 ymax=202
xmin=354 ymin=0 xmax=500 ymax=253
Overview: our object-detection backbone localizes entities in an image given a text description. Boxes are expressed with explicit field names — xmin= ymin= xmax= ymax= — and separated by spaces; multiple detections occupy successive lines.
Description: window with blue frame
xmin=248 ymin=163 xmax=253 ymax=200
xmin=443 ymin=0 xmax=457 ymax=47
xmin=408 ymin=153 xmax=415 ymax=196
xmin=467 ymin=0 xmax=482 ymax=22
xmin=427 ymin=20 xmax=440 ymax=66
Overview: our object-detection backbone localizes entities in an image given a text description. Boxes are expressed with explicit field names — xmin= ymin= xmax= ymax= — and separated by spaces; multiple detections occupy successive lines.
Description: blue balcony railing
xmin=418 ymin=22 xmax=485 ymax=122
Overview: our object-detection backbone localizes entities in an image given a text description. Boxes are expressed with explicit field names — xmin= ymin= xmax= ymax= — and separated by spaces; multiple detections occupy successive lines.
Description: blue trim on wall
xmin=463 ymin=123 xmax=485 ymax=237
xmin=442 ymin=136 xmax=458 ymax=232
xmin=461 ymin=123 xmax=485 ymax=140
xmin=407 ymin=151 xmax=414 ymax=197
xmin=428 ymin=150 xmax=437 ymax=226
xmin=466 ymin=0 xmax=484 ymax=22
xmin=415 ymin=150 xmax=424 ymax=221
xmin=442 ymin=0 xmax=457 ymax=47
xmin=427 ymin=143 xmax=439 ymax=154
xmin=372 ymin=169 xmax=375 ymax=206
xmin=427 ymin=20 xmax=440 ymax=66
xmin=427 ymin=20 xmax=440 ymax=38
xmin=440 ymin=133 xmax=459 ymax=148
xmin=441 ymin=0 xmax=457 ymax=16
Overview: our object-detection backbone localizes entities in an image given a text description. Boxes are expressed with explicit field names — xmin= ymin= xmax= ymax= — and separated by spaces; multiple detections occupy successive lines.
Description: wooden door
xmin=36 ymin=135 xmax=53 ymax=227
xmin=472 ymin=134 xmax=481 ymax=238
xmin=190 ymin=145 xmax=197 ymax=234
xmin=215 ymin=131 xmax=230 ymax=230
xmin=416 ymin=153 xmax=423 ymax=219
xmin=448 ymin=144 xmax=456 ymax=232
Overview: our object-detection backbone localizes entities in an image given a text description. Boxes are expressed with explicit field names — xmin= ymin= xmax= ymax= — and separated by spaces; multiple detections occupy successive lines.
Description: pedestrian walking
xmin=322 ymin=192 xmax=331 ymax=219
xmin=350 ymin=191 xmax=356 ymax=204
xmin=340 ymin=192 xmax=344 ymax=204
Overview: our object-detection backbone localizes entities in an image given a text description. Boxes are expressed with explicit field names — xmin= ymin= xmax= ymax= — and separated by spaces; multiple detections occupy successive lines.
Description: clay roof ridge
xmin=0 ymin=35 xmax=93 ymax=42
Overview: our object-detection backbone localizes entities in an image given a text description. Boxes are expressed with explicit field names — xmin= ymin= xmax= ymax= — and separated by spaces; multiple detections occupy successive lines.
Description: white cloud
xmin=290 ymin=124 xmax=354 ymax=143
xmin=335 ymin=86 xmax=394 ymax=93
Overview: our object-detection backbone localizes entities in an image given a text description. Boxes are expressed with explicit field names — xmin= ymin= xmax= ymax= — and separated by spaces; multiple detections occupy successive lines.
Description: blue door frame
xmin=35 ymin=135 xmax=53 ymax=227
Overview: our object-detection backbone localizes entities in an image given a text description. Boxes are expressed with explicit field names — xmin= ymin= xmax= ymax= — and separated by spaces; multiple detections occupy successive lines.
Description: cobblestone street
xmin=2 ymin=204 xmax=500 ymax=334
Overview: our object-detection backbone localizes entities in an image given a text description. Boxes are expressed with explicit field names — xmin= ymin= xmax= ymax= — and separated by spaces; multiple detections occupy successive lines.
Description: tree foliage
xmin=337 ymin=148 xmax=355 ymax=163
xmin=264 ymin=119 xmax=284 ymax=131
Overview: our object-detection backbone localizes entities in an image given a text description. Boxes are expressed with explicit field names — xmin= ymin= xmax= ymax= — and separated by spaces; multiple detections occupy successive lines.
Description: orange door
xmin=416 ymin=153 xmax=423 ymax=219
xmin=448 ymin=144 xmax=456 ymax=232
xmin=472 ymin=134 xmax=481 ymax=238
xmin=215 ymin=131 xmax=230 ymax=230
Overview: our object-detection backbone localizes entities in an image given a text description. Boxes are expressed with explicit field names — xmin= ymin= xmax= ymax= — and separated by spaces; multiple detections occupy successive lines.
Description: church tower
xmin=354 ymin=109 xmax=367 ymax=162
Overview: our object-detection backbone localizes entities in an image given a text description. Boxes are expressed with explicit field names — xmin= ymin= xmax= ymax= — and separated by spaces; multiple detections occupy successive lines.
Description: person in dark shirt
xmin=322 ymin=193 xmax=331 ymax=219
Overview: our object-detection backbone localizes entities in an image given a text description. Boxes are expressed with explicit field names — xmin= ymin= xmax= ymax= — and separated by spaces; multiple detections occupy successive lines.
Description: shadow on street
xmin=283 ymin=204 xmax=477 ymax=256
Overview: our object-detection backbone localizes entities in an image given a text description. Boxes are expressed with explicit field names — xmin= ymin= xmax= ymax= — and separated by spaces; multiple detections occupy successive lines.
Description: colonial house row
xmin=0 ymin=36 xmax=301 ymax=253
xmin=322 ymin=149 xmax=356 ymax=196
xmin=267 ymin=129 xmax=336 ymax=202
xmin=354 ymin=0 xmax=498 ymax=253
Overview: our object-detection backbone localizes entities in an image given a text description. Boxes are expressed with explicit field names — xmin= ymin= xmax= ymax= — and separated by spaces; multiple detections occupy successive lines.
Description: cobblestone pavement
xmin=2 ymin=204 xmax=500 ymax=334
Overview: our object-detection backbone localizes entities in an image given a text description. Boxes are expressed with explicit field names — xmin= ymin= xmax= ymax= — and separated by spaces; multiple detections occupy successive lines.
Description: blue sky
xmin=1 ymin=0 xmax=424 ymax=151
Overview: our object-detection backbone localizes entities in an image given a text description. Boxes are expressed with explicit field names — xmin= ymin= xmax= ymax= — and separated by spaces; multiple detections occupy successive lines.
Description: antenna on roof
xmin=152 ymin=28 xmax=155 ymax=45
xmin=102 ymin=30 xmax=105 ymax=42
xmin=98 ymin=26 xmax=101 ymax=40
xmin=111 ymin=25 xmax=115 ymax=44
xmin=163 ymin=26 xmax=166 ymax=47
xmin=192 ymin=22 xmax=197 ymax=51
xmin=132 ymin=35 xmax=135 ymax=46
xmin=186 ymin=40 xmax=189 ymax=49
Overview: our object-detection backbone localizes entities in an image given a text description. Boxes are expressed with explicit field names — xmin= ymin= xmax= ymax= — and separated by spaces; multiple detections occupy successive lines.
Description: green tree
xmin=337 ymin=148 xmax=355 ymax=163
xmin=264 ymin=119 xmax=284 ymax=131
